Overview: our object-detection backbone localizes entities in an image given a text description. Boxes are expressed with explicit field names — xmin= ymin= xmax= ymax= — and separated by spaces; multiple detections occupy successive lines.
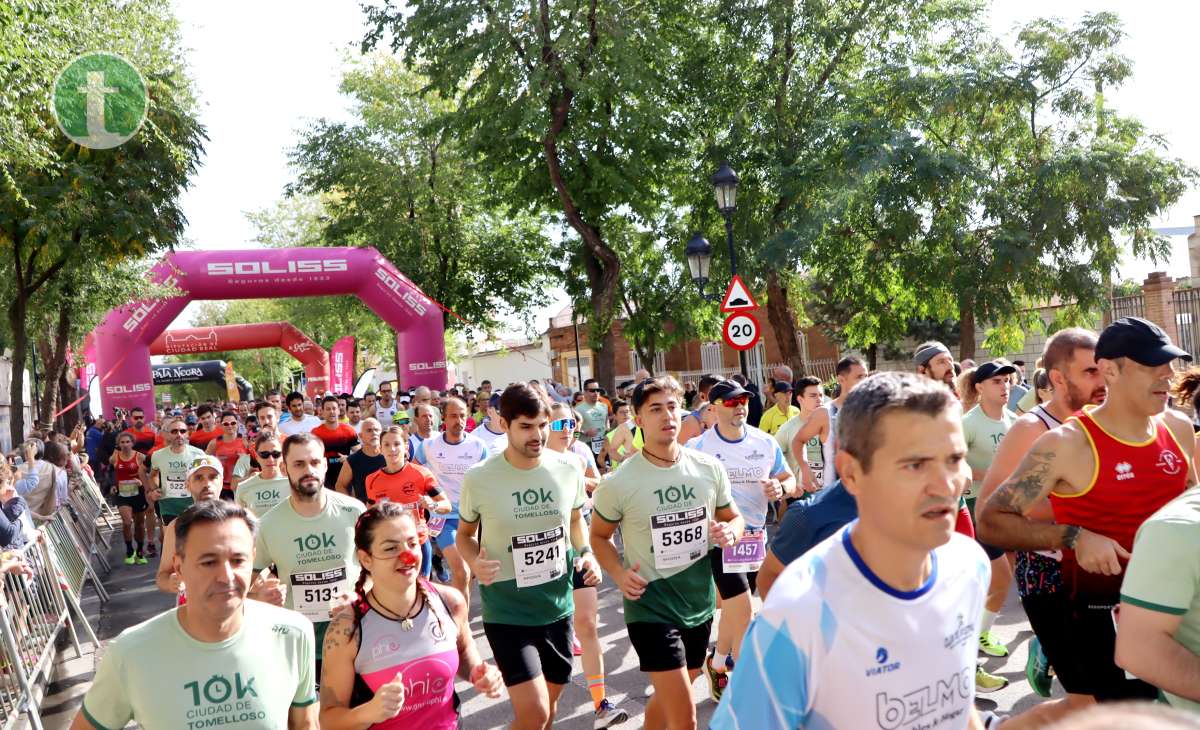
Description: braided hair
xmin=351 ymin=502 xmax=444 ymax=635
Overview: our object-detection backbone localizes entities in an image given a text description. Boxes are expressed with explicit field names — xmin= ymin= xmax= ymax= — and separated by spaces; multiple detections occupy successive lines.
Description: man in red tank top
xmin=979 ymin=317 xmax=1196 ymax=706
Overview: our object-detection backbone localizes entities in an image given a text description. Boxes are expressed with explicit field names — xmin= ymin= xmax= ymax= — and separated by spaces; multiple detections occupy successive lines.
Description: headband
xmin=913 ymin=343 xmax=951 ymax=368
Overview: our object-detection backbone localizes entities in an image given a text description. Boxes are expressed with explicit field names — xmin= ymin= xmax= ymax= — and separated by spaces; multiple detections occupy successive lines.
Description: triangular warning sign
xmin=720 ymin=275 xmax=758 ymax=313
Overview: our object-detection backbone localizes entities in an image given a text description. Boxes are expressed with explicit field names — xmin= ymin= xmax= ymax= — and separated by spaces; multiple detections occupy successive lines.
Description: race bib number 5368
xmin=650 ymin=507 xmax=707 ymax=570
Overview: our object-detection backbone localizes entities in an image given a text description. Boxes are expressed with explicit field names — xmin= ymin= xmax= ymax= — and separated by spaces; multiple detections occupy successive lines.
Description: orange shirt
xmin=363 ymin=463 xmax=441 ymax=542
xmin=209 ymin=437 xmax=248 ymax=486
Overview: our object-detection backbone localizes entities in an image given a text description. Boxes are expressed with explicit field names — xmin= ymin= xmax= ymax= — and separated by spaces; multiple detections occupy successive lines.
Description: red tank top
xmin=114 ymin=453 xmax=142 ymax=497
xmin=1050 ymin=407 xmax=1189 ymax=595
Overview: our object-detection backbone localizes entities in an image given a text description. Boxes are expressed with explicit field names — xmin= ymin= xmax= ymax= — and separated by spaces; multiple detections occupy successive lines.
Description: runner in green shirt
xmin=72 ymin=500 xmax=317 ymax=730
xmin=591 ymin=376 xmax=743 ymax=730
xmin=255 ymin=432 xmax=364 ymax=667
xmin=457 ymin=382 xmax=600 ymax=730
xmin=1118 ymin=485 xmax=1200 ymax=712
xmin=235 ymin=432 xmax=289 ymax=517
xmin=149 ymin=416 xmax=206 ymax=523
xmin=960 ymin=359 xmax=1019 ymax=664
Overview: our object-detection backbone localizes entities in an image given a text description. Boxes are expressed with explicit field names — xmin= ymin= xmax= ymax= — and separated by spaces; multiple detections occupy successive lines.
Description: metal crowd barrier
xmin=0 ymin=532 xmax=100 ymax=730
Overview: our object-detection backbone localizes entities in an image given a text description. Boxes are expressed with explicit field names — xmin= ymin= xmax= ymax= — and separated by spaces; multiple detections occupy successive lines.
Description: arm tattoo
xmin=321 ymin=616 xmax=355 ymax=656
xmin=1063 ymin=525 xmax=1081 ymax=549
xmin=988 ymin=448 xmax=1057 ymax=515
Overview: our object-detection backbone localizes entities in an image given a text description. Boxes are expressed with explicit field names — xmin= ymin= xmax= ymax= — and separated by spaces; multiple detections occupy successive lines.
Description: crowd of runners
xmin=0 ymin=316 xmax=1189 ymax=728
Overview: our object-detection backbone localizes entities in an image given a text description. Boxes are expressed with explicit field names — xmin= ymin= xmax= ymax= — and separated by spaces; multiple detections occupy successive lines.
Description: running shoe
xmin=979 ymin=630 xmax=1009 ymax=658
xmin=433 ymin=555 xmax=450 ymax=583
xmin=703 ymin=648 xmax=729 ymax=703
xmin=975 ymin=665 xmax=1008 ymax=693
xmin=1025 ymin=636 xmax=1053 ymax=698
xmin=143 ymin=542 xmax=158 ymax=558
xmin=136 ymin=554 xmax=148 ymax=565
xmin=123 ymin=554 xmax=135 ymax=565
xmin=594 ymin=698 xmax=628 ymax=728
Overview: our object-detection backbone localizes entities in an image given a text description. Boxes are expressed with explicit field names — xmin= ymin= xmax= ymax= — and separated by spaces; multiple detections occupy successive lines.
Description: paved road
xmin=40 ymin=537 xmax=1054 ymax=729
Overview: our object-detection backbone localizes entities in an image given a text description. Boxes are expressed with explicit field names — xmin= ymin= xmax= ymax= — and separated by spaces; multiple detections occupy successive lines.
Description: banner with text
xmin=330 ymin=336 xmax=356 ymax=395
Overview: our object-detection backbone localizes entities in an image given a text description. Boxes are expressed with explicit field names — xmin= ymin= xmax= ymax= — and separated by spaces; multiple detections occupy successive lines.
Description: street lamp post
xmin=712 ymin=163 xmax=747 ymax=379
xmin=684 ymin=164 xmax=749 ymax=379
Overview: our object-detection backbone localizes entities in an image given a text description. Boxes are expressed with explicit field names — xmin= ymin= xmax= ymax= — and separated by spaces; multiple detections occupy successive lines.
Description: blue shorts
xmin=434 ymin=517 xmax=460 ymax=550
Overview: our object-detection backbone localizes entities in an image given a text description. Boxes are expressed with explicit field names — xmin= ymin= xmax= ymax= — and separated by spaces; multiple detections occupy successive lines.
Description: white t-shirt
xmin=687 ymin=425 xmax=787 ymax=528
xmin=473 ymin=420 xmax=507 ymax=451
xmin=375 ymin=400 xmax=400 ymax=425
xmin=711 ymin=525 xmax=990 ymax=730
xmin=414 ymin=432 xmax=489 ymax=514
xmin=278 ymin=414 xmax=322 ymax=437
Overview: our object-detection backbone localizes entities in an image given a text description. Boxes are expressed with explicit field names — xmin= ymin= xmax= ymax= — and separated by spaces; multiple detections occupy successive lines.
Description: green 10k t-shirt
xmin=150 ymin=445 xmax=206 ymax=518
xmin=235 ymin=474 xmax=290 ymax=517
xmin=458 ymin=450 xmax=586 ymax=626
xmin=254 ymin=491 xmax=364 ymax=657
xmin=80 ymin=600 xmax=316 ymax=729
xmin=592 ymin=449 xmax=734 ymax=628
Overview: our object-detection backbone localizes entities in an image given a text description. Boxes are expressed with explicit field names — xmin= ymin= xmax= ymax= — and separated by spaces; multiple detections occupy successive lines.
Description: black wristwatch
xmin=1063 ymin=525 xmax=1081 ymax=549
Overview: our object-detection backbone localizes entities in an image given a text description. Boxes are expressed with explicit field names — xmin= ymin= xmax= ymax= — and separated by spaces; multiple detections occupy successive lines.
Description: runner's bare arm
xmin=287 ymin=703 xmax=318 ymax=729
xmin=714 ymin=503 xmax=745 ymax=542
xmin=976 ymin=430 xmax=1075 ymax=551
xmin=332 ymin=460 xmax=353 ymax=496
xmin=454 ymin=517 xmax=482 ymax=565
xmin=790 ymin=410 xmax=828 ymax=490
xmin=609 ymin=423 xmax=633 ymax=462
xmin=977 ymin=418 xmax=1055 ymax=523
xmin=318 ymin=612 xmax=378 ymax=729
xmin=1115 ymin=602 xmax=1200 ymax=702
xmin=676 ymin=415 xmax=700 ymax=444
xmin=154 ymin=523 xmax=180 ymax=594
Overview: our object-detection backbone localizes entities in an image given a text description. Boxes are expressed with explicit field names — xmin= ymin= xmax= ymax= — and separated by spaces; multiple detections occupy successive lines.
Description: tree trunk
xmin=7 ymin=299 xmax=28 ymax=446
xmin=58 ymin=368 xmax=80 ymax=433
xmin=867 ymin=343 xmax=878 ymax=371
xmin=765 ymin=270 xmax=804 ymax=373
xmin=959 ymin=303 xmax=977 ymax=362
xmin=37 ymin=303 xmax=71 ymax=429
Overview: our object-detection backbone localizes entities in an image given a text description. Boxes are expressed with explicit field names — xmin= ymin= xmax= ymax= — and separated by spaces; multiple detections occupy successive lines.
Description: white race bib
xmin=291 ymin=567 xmax=350 ymax=622
xmin=650 ymin=506 xmax=707 ymax=570
xmin=427 ymin=516 xmax=447 ymax=537
xmin=511 ymin=526 xmax=566 ymax=588
xmin=117 ymin=479 xmax=141 ymax=498
xmin=163 ymin=476 xmax=188 ymax=500
xmin=808 ymin=461 xmax=824 ymax=486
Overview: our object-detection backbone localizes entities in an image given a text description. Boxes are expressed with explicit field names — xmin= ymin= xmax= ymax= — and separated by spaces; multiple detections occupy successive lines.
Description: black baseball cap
xmin=772 ymin=380 xmax=793 ymax=393
xmin=1095 ymin=317 xmax=1192 ymax=367
xmin=971 ymin=360 xmax=1017 ymax=385
xmin=708 ymin=380 xmax=749 ymax=403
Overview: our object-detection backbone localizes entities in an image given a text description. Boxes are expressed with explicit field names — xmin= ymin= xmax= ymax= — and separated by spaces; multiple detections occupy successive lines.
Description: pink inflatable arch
xmin=90 ymin=247 xmax=447 ymax=417
xmin=149 ymin=322 xmax=330 ymax=401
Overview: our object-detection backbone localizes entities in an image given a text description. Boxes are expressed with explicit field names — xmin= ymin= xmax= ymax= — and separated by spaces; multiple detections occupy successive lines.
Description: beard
xmin=289 ymin=474 xmax=323 ymax=497
xmin=1066 ymin=379 xmax=1107 ymax=411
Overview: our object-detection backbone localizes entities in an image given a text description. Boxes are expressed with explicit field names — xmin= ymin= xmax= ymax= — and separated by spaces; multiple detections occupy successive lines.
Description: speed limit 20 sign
xmin=722 ymin=312 xmax=760 ymax=351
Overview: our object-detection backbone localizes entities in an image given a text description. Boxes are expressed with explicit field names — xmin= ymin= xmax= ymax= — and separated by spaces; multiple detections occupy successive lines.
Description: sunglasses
xmin=718 ymin=395 xmax=750 ymax=407
xmin=168 ymin=428 xmax=188 ymax=434
xmin=257 ymin=450 xmax=282 ymax=460
xmin=222 ymin=421 xmax=238 ymax=427
xmin=586 ymin=388 xmax=601 ymax=393
xmin=133 ymin=416 xmax=144 ymax=421
xmin=550 ymin=418 xmax=577 ymax=432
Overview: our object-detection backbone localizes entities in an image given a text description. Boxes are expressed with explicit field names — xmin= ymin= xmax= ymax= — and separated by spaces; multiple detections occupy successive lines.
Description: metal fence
xmin=0 ymin=470 xmax=108 ymax=730
xmin=1109 ymin=293 xmax=1145 ymax=322
xmin=1174 ymin=288 xmax=1200 ymax=360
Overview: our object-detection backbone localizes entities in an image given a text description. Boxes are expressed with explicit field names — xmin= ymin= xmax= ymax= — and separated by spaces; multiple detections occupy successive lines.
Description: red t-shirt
xmin=363 ymin=463 xmax=441 ymax=542
xmin=189 ymin=428 xmax=222 ymax=450
xmin=311 ymin=423 xmax=360 ymax=461
xmin=209 ymin=437 xmax=249 ymax=487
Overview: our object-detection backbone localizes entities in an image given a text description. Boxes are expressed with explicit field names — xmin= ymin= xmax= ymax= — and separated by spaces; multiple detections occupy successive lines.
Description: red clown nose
xmin=398 ymin=550 xmax=420 ymax=568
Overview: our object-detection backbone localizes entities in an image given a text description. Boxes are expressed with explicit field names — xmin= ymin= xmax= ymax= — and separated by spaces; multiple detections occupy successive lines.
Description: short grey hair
xmin=838 ymin=372 xmax=958 ymax=472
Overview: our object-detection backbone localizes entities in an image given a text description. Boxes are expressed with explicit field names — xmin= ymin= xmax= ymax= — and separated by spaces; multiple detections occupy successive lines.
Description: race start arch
xmin=150 ymin=322 xmax=329 ymax=400
xmin=91 ymin=247 xmax=447 ymax=417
